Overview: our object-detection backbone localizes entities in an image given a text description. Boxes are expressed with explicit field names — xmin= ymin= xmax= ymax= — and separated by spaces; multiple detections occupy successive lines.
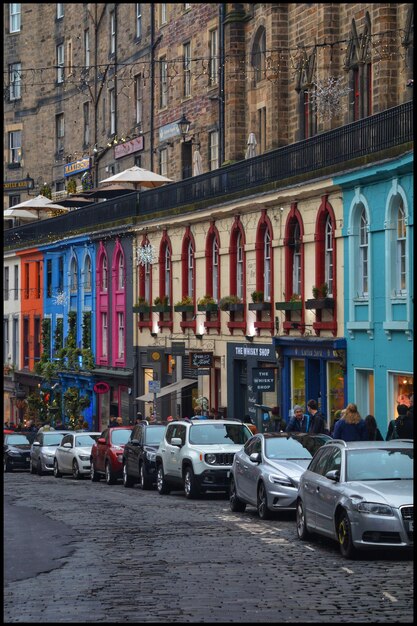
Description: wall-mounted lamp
xmin=178 ymin=112 xmax=191 ymax=141
xmin=195 ymin=334 xmax=203 ymax=340
xmin=150 ymin=332 xmax=158 ymax=338
xmin=245 ymin=335 xmax=254 ymax=342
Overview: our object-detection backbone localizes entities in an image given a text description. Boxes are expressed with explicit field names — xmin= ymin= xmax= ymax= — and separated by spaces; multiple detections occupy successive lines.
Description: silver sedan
xmin=296 ymin=439 xmax=413 ymax=558
xmin=229 ymin=432 xmax=332 ymax=519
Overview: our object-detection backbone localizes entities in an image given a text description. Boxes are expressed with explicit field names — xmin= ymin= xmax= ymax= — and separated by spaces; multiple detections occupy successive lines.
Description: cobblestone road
xmin=3 ymin=472 xmax=413 ymax=623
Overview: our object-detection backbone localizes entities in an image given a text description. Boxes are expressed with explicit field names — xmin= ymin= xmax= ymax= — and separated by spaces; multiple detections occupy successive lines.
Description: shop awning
xmin=136 ymin=378 xmax=197 ymax=402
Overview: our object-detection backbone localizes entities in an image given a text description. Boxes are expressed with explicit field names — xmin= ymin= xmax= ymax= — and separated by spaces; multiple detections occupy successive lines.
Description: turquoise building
xmin=335 ymin=152 xmax=413 ymax=435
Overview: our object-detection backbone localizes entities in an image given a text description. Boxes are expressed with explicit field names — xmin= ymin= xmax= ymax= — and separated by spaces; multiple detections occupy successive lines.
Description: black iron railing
xmin=4 ymin=102 xmax=412 ymax=248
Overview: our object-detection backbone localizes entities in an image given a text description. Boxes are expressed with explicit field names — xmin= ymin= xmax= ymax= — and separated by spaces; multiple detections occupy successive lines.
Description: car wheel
xmin=72 ymin=459 xmax=82 ymax=480
xmin=184 ymin=466 xmax=200 ymax=499
xmin=337 ymin=510 xmax=356 ymax=559
xmin=122 ymin=463 xmax=134 ymax=488
xmin=257 ymin=481 xmax=273 ymax=520
xmin=37 ymin=460 xmax=44 ymax=476
xmin=296 ymin=498 xmax=311 ymax=540
xmin=53 ymin=459 xmax=62 ymax=478
xmin=105 ymin=461 xmax=116 ymax=485
xmin=139 ymin=462 xmax=152 ymax=490
xmin=156 ymin=465 xmax=170 ymax=495
xmin=229 ymin=476 xmax=246 ymax=513
xmin=90 ymin=460 xmax=101 ymax=482
xmin=30 ymin=459 xmax=37 ymax=474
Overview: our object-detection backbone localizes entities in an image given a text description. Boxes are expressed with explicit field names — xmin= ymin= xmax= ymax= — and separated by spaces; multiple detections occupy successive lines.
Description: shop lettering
xmin=234 ymin=346 xmax=272 ymax=357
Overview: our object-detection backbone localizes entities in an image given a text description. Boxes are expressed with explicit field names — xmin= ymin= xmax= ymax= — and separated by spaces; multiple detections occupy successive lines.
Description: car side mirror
xmin=97 ymin=437 xmax=106 ymax=445
xmin=32 ymin=441 xmax=41 ymax=446
xmin=63 ymin=442 xmax=72 ymax=448
xmin=249 ymin=452 xmax=261 ymax=464
xmin=171 ymin=437 xmax=183 ymax=447
xmin=130 ymin=439 xmax=140 ymax=446
xmin=325 ymin=469 xmax=340 ymax=481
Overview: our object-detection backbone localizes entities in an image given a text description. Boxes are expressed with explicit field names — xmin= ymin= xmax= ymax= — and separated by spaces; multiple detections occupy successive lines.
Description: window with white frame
xmin=56 ymin=113 xmax=64 ymax=153
xmin=57 ymin=43 xmax=64 ymax=83
xmin=109 ymin=88 xmax=115 ymax=134
xmin=144 ymin=260 xmax=151 ymax=303
xmin=117 ymin=312 xmax=125 ymax=359
xmin=209 ymin=29 xmax=218 ymax=86
xmin=183 ymin=42 xmax=191 ymax=97
xmin=187 ymin=240 xmax=194 ymax=297
xmin=83 ymin=102 xmax=89 ymax=146
xmin=212 ymin=238 xmax=219 ymax=301
xmin=84 ymin=29 xmax=90 ymax=68
xmin=160 ymin=4 xmax=167 ymax=24
xmin=264 ymin=229 xmax=271 ymax=301
xmin=4 ymin=267 xmax=10 ymax=301
xmin=58 ymin=256 xmax=64 ymax=291
xmin=4 ymin=319 xmax=10 ymax=363
xmin=9 ymin=130 xmax=22 ymax=164
xmin=396 ymin=201 xmax=406 ymax=295
xmin=101 ymin=312 xmax=108 ymax=356
xmin=159 ymin=148 xmax=168 ymax=177
xmin=84 ymin=255 xmax=92 ymax=291
xmin=209 ymin=130 xmax=219 ymax=170
xmin=118 ymin=253 xmax=125 ymax=289
xmin=110 ymin=11 xmax=116 ymax=55
xmin=135 ymin=74 xmax=143 ymax=124
xmin=70 ymin=257 xmax=78 ymax=292
xmin=9 ymin=62 xmax=21 ymax=100
xmin=13 ymin=317 xmax=19 ymax=365
xmin=160 ymin=56 xmax=168 ymax=108
xmin=236 ymin=232 xmax=244 ymax=299
xmin=136 ymin=4 xmax=142 ymax=38
xmin=67 ymin=39 xmax=73 ymax=75
xmin=57 ymin=3 xmax=64 ymax=19
xmin=10 ymin=4 xmax=21 ymax=33
xmin=101 ymin=255 xmax=108 ymax=291
xmin=165 ymin=247 xmax=171 ymax=301
xmin=14 ymin=265 xmax=19 ymax=300
xmin=325 ymin=215 xmax=334 ymax=296
xmin=359 ymin=208 xmax=369 ymax=297
xmin=292 ymin=223 xmax=302 ymax=296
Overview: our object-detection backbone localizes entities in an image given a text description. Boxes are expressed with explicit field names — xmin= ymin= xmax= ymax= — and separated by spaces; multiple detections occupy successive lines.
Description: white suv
xmin=155 ymin=419 xmax=253 ymax=498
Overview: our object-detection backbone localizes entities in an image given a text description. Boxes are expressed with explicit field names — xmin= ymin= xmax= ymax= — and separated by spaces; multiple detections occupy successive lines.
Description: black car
xmin=4 ymin=432 xmax=37 ymax=472
xmin=122 ymin=421 xmax=167 ymax=489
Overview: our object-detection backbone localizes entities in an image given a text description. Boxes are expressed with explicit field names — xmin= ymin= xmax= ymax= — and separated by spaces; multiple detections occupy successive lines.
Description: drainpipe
xmin=219 ymin=4 xmax=225 ymax=166
xmin=150 ymin=5 xmax=155 ymax=171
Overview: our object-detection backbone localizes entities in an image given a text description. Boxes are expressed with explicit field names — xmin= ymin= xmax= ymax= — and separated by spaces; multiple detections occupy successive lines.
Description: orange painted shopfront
xmin=17 ymin=249 xmax=43 ymax=371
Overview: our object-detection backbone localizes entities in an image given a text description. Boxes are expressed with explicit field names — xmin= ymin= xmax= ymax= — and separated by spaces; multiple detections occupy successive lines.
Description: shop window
xmin=355 ymin=369 xmax=374 ymax=417
xmin=291 ymin=359 xmax=306 ymax=418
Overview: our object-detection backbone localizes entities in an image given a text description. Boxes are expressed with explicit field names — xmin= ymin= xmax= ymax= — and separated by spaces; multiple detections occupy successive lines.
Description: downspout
xmin=219 ymin=4 xmax=225 ymax=166
xmin=150 ymin=5 xmax=155 ymax=171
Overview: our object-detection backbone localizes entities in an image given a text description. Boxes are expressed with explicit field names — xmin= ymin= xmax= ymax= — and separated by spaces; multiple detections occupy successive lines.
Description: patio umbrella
xmin=83 ymin=183 xmax=136 ymax=198
xmin=52 ymin=195 xmax=95 ymax=208
xmin=99 ymin=165 xmax=173 ymax=189
xmin=3 ymin=208 xmax=39 ymax=220
xmin=245 ymin=132 xmax=258 ymax=159
xmin=193 ymin=148 xmax=203 ymax=176
xmin=10 ymin=194 xmax=69 ymax=218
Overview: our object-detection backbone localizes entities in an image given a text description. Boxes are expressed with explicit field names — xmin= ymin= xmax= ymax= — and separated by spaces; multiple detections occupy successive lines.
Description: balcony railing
xmin=4 ymin=102 xmax=412 ymax=249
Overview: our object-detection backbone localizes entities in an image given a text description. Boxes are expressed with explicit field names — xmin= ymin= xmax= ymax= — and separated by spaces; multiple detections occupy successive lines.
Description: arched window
xmin=84 ymin=255 xmax=92 ymax=291
xmin=396 ymin=202 xmax=406 ymax=295
xmin=187 ymin=240 xmax=194 ymax=297
xmin=345 ymin=13 xmax=372 ymax=121
xmin=264 ymin=229 xmax=271 ymax=301
xmin=236 ymin=231 xmax=244 ymax=299
xmin=324 ymin=215 xmax=334 ymax=296
xmin=101 ymin=255 xmax=108 ymax=291
xmin=212 ymin=238 xmax=219 ymax=302
xmin=116 ymin=251 xmax=125 ymax=290
xmin=70 ymin=257 xmax=78 ymax=292
xmin=292 ymin=222 xmax=302 ymax=296
xmin=359 ymin=208 xmax=369 ymax=297
xmin=164 ymin=246 xmax=171 ymax=301
xmin=251 ymin=26 xmax=266 ymax=84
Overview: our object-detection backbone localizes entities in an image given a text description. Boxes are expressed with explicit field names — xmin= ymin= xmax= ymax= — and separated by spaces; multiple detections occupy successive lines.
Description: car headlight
xmin=79 ymin=455 xmax=90 ymax=461
xmin=353 ymin=501 xmax=394 ymax=516
xmin=42 ymin=452 xmax=55 ymax=458
xmin=205 ymin=453 xmax=217 ymax=465
xmin=268 ymin=473 xmax=293 ymax=486
xmin=7 ymin=450 xmax=20 ymax=456
xmin=145 ymin=451 xmax=156 ymax=461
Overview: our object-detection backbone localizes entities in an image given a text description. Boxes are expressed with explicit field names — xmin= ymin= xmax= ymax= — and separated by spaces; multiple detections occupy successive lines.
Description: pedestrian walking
xmin=306 ymin=399 xmax=327 ymax=434
xmin=332 ymin=403 xmax=367 ymax=441
xmin=285 ymin=405 xmax=308 ymax=433
xmin=395 ymin=406 xmax=413 ymax=439
xmin=270 ymin=407 xmax=286 ymax=432
xmin=364 ymin=414 xmax=384 ymax=441
xmin=386 ymin=403 xmax=408 ymax=440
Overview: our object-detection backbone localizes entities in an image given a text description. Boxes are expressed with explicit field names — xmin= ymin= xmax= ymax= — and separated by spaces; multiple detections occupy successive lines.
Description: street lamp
xmin=178 ymin=112 xmax=191 ymax=141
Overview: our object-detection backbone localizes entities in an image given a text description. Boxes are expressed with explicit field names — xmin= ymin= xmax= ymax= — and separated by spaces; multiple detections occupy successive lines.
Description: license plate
xmin=226 ymin=471 xmax=230 ymax=478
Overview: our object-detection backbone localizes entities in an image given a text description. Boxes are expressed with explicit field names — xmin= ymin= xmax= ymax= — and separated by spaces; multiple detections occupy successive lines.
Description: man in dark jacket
xmin=306 ymin=399 xmax=327 ymax=434
xmin=396 ymin=407 xmax=413 ymax=439
xmin=285 ymin=406 xmax=308 ymax=432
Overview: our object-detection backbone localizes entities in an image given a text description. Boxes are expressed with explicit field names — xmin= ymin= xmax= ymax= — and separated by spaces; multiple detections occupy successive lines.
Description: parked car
xmin=155 ymin=419 xmax=253 ymax=499
xmin=90 ymin=426 xmax=133 ymax=484
xmin=4 ymin=432 xmax=37 ymax=472
xmin=229 ymin=432 xmax=332 ymax=519
xmin=54 ymin=431 xmax=101 ymax=479
xmin=122 ymin=421 xmax=167 ymax=489
xmin=30 ymin=430 xmax=68 ymax=475
xmin=296 ymin=439 xmax=413 ymax=558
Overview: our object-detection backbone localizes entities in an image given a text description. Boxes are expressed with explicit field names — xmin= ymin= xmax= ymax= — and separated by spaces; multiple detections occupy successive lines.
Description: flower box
xmin=248 ymin=302 xmax=271 ymax=312
xmin=174 ymin=304 xmax=195 ymax=313
xmin=275 ymin=301 xmax=302 ymax=311
xmin=305 ymin=297 xmax=334 ymax=310
xmin=221 ymin=303 xmax=244 ymax=312
xmin=133 ymin=305 xmax=151 ymax=313
xmin=152 ymin=304 xmax=172 ymax=313
xmin=197 ymin=303 xmax=219 ymax=312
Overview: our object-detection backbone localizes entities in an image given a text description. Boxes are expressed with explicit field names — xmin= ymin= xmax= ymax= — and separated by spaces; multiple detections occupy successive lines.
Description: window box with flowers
xmin=219 ymin=295 xmax=244 ymax=312
xmin=197 ymin=295 xmax=219 ymax=312
xmin=152 ymin=296 xmax=171 ymax=313
xmin=174 ymin=295 xmax=194 ymax=313
xmin=275 ymin=294 xmax=302 ymax=311
xmin=249 ymin=290 xmax=271 ymax=311
xmin=133 ymin=297 xmax=151 ymax=313
xmin=305 ymin=283 xmax=334 ymax=309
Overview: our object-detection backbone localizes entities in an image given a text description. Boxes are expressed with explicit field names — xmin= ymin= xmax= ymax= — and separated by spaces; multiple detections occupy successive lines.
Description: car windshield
xmin=346 ymin=448 xmax=413 ymax=481
xmin=189 ymin=423 xmax=251 ymax=445
xmin=43 ymin=434 xmax=65 ymax=446
xmin=265 ymin=436 xmax=314 ymax=460
xmin=111 ymin=429 xmax=131 ymax=445
xmin=5 ymin=434 xmax=33 ymax=446
xmin=75 ymin=435 xmax=100 ymax=447
xmin=144 ymin=425 xmax=166 ymax=445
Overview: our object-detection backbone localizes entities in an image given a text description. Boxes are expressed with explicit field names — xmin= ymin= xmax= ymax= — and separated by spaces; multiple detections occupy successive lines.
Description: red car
xmin=90 ymin=426 xmax=133 ymax=485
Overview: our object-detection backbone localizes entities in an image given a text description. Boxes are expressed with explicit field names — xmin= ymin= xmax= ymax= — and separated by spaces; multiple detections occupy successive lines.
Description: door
xmin=235 ymin=437 xmax=258 ymax=503
xmin=166 ymin=424 xmax=186 ymax=478
xmin=243 ymin=437 xmax=263 ymax=505
xmin=96 ymin=429 xmax=108 ymax=472
xmin=60 ymin=434 xmax=74 ymax=471
xmin=300 ymin=446 xmax=334 ymax=530
xmin=314 ymin=447 xmax=342 ymax=534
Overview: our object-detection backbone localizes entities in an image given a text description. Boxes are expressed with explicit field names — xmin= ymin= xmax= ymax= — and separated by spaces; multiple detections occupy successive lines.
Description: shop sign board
xmin=252 ymin=368 xmax=276 ymax=392
xmin=190 ymin=352 xmax=213 ymax=368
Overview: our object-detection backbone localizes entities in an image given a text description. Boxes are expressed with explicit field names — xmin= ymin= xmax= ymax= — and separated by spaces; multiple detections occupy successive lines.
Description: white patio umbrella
xmin=10 ymin=194 xmax=69 ymax=218
xmin=193 ymin=148 xmax=203 ymax=176
xmin=100 ymin=165 xmax=173 ymax=189
xmin=245 ymin=132 xmax=258 ymax=159
xmin=4 ymin=208 xmax=39 ymax=220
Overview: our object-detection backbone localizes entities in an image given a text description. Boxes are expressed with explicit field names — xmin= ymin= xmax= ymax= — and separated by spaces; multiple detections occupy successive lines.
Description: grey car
xmin=229 ymin=432 xmax=332 ymax=519
xmin=296 ymin=439 xmax=413 ymax=558
xmin=30 ymin=431 xmax=68 ymax=475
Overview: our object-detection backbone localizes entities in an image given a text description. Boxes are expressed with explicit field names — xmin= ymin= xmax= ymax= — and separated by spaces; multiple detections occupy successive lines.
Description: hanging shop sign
xmin=64 ymin=157 xmax=91 ymax=177
xmin=252 ymin=368 xmax=277 ymax=392
xmin=190 ymin=352 xmax=213 ymax=368
xmin=94 ymin=382 xmax=110 ymax=394
xmin=4 ymin=178 xmax=34 ymax=192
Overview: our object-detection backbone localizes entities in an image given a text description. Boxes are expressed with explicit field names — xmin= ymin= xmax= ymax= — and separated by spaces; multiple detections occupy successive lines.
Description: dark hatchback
xmin=123 ymin=421 xmax=167 ymax=489
xmin=4 ymin=432 xmax=37 ymax=472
